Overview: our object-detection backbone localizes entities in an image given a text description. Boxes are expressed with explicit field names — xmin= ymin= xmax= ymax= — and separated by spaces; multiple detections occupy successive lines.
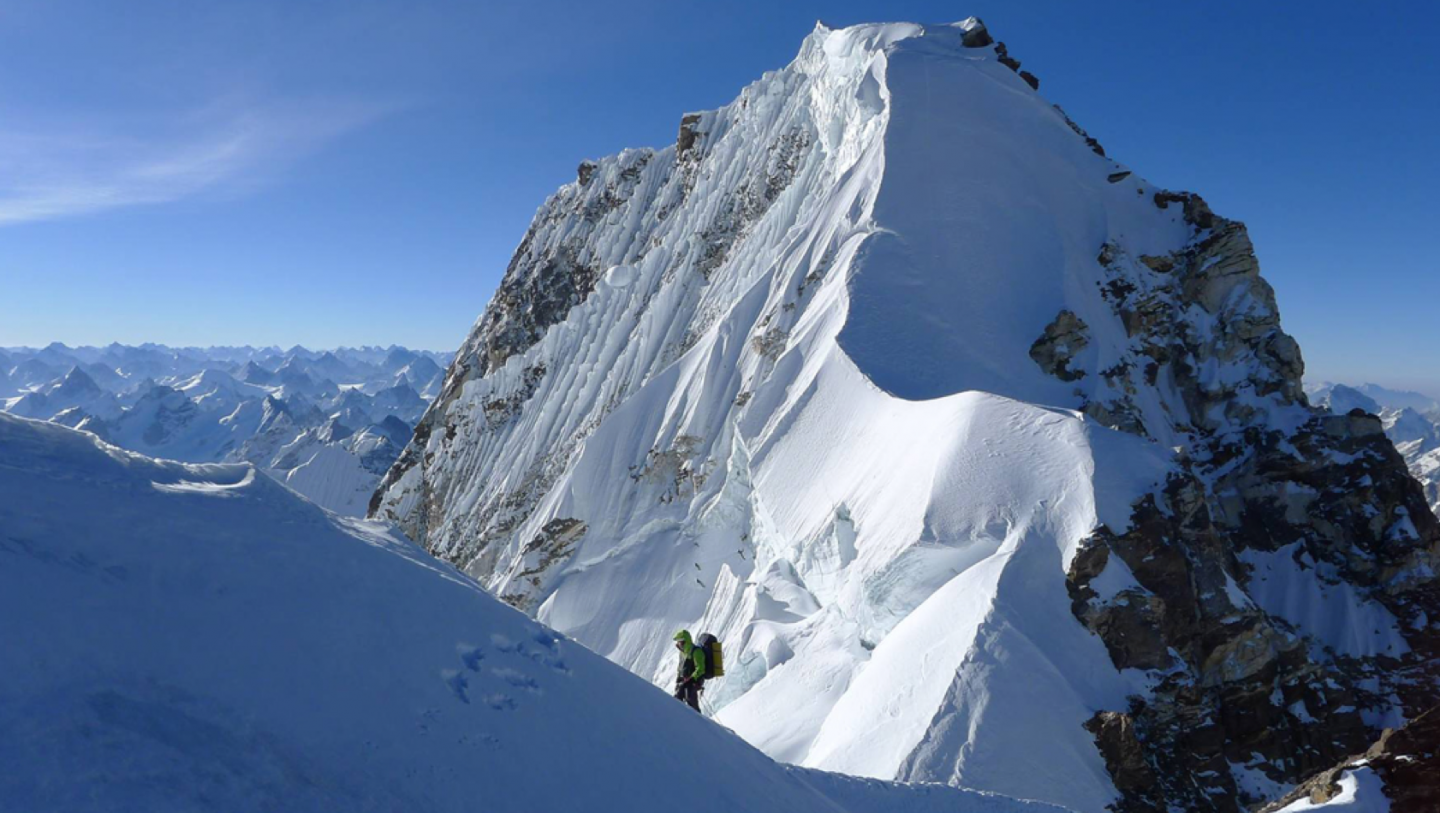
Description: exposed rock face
xmin=1368 ymin=403 xmax=1440 ymax=517
xmin=994 ymin=41 xmax=1022 ymax=72
xmin=959 ymin=18 xmax=994 ymax=48
xmin=1070 ymin=470 xmax=1389 ymax=810
xmin=501 ymin=517 xmax=587 ymax=610
xmin=1053 ymin=188 xmax=1440 ymax=811
xmin=483 ymin=363 xmax=546 ymax=428
xmin=1259 ymin=706 xmax=1440 ymax=813
xmin=475 ymin=243 xmax=600 ymax=376
xmin=676 ymin=113 xmax=704 ymax=155
xmin=1055 ymin=104 xmax=1107 ymax=156
xmin=1059 ymin=193 xmax=1305 ymax=445
xmin=1085 ymin=712 xmax=1160 ymax=800
xmin=1029 ymin=310 xmax=1090 ymax=382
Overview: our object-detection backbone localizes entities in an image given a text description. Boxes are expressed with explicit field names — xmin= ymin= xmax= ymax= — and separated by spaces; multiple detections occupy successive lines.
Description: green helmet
xmin=673 ymin=629 xmax=693 ymax=647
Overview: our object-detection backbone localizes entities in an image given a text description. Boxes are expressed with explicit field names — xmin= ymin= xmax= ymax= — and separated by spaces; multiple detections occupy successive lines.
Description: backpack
xmin=696 ymin=633 xmax=724 ymax=679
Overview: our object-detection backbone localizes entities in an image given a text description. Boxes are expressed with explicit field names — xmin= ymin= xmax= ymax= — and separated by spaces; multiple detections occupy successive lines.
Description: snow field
xmin=0 ymin=412 xmax=1069 ymax=813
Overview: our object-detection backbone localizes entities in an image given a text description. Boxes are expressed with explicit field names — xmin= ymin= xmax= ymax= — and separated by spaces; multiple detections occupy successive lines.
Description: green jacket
xmin=674 ymin=629 xmax=707 ymax=682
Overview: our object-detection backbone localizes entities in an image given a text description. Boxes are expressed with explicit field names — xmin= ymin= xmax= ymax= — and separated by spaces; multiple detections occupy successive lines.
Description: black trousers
xmin=674 ymin=680 xmax=703 ymax=711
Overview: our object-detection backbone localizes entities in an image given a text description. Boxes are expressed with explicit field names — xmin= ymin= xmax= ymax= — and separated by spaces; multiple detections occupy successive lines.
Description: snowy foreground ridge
xmin=375 ymin=18 xmax=1440 ymax=813
xmin=0 ymin=413 xmax=1065 ymax=813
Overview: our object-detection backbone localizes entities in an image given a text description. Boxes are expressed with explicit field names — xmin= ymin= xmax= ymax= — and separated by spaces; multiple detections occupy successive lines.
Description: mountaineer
xmin=672 ymin=629 xmax=723 ymax=712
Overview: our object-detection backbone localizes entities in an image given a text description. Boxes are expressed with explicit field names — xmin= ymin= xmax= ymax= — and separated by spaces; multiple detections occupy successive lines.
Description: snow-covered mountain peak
xmin=374 ymin=20 xmax=1440 ymax=813
xmin=49 ymin=365 xmax=101 ymax=395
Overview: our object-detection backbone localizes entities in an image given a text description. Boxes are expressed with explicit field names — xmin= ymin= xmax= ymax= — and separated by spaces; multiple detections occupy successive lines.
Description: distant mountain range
xmin=1305 ymin=380 xmax=1440 ymax=415
xmin=0 ymin=343 xmax=448 ymax=515
xmin=1308 ymin=381 xmax=1440 ymax=512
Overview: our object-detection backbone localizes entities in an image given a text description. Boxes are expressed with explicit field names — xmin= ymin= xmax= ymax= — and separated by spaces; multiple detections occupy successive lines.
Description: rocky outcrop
xmin=959 ymin=18 xmax=993 ymax=48
xmin=1029 ymin=310 xmax=1090 ymax=382
xmin=1085 ymin=712 xmax=1160 ymax=804
xmin=750 ymin=327 xmax=790 ymax=362
xmin=1070 ymin=471 xmax=1383 ymax=810
xmin=677 ymin=113 xmax=704 ymax=156
xmin=1055 ymin=104 xmax=1106 ymax=156
xmin=1073 ymin=424 xmax=1439 ymax=810
xmin=483 ymin=363 xmax=546 ymax=429
xmin=989 ymin=40 xmax=1042 ymax=90
xmin=1055 ymin=188 xmax=1440 ymax=811
xmin=474 ymin=243 xmax=600 ymax=376
xmin=689 ymin=124 xmax=811 ymax=281
xmin=1260 ymin=707 xmax=1440 ymax=812
xmin=1063 ymin=195 xmax=1306 ymax=442
xmin=994 ymin=41 xmax=1022 ymax=73
xmin=452 ymin=148 xmax=665 ymax=387
xmin=501 ymin=517 xmax=587 ymax=610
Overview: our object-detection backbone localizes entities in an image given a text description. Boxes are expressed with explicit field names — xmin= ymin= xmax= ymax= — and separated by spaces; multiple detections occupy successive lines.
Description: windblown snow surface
xmin=0 ymin=413 xmax=1068 ymax=813
xmin=372 ymin=20 xmax=1250 ymax=812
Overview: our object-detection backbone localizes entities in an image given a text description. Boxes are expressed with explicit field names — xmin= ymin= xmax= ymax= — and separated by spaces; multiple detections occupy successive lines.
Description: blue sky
xmin=2 ymin=1 xmax=1436 ymax=392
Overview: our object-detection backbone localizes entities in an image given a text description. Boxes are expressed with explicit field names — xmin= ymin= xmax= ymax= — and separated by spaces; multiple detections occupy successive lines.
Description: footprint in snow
xmin=492 ymin=631 xmax=571 ymax=674
xmin=491 ymin=667 xmax=541 ymax=693
xmin=443 ymin=632 xmax=569 ymax=707
xmin=442 ymin=669 xmax=470 ymax=704
xmin=456 ymin=642 xmax=485 ymax=671
xmin=527 ymin=647 xmax=570 ymax=675
xmin=484 ymin=693 xmax=517 ymax=711
xmin=523 ymin=630 xmax=572 ymax=674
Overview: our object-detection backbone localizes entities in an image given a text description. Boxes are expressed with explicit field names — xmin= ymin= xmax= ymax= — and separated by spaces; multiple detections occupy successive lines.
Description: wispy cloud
xmin=0 ymin=97 xmax=395 ymax=225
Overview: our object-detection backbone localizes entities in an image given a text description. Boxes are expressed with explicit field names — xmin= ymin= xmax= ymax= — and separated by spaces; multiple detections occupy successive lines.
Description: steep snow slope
xmin=0 ymin=413 xmax=1065 ymax=813
xmin=281 ymin=442 xmax=383 ymax=516
xmin=375 ymin=19 xmax=1440 ymax=813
